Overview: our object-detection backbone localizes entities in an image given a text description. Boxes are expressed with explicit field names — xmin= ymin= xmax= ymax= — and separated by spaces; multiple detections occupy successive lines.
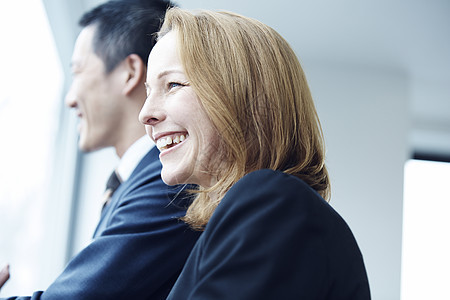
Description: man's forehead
xmin=71 ymin=27 xmax=99 ymax=69
xmin=73 ymin=27 xmax=94 ymax=53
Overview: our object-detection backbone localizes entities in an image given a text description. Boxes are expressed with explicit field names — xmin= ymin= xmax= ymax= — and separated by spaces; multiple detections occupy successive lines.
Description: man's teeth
xmin=157 ymin=134 xmax=187 ymax=150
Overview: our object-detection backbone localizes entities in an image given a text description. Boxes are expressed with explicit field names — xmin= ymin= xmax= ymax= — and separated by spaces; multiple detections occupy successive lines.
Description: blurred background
xmin=0 ymin=0 xmax=449 ymax=299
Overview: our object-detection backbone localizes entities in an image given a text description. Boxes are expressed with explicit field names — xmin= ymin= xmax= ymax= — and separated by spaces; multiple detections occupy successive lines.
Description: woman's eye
xmin=168 ymin=82 xmax=183 ymax=90
xmin=144 ymin=83 xmax=151 ymax=97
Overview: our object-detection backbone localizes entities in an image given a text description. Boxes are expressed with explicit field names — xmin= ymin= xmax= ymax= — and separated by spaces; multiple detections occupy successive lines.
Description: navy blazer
xmin=5 ymin=147 xmax=200 ymax=300
xmin=167 ymin=169 xmax=370 ymax=300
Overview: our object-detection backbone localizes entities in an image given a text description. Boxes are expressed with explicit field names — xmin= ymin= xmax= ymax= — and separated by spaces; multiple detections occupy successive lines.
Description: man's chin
xmin=79 ymin=145 xmax=92 ymax=153
xmin=78 ymin=139 xmax=95 ymax=153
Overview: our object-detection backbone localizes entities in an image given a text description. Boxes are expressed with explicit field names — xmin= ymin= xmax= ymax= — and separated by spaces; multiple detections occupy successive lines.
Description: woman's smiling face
xmin=139 ymin=31 xmax=220 ymax=188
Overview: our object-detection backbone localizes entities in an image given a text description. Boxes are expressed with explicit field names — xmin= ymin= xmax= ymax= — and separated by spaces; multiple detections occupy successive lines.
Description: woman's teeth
xmin=157 ymin=134 xmax=187 ymax=151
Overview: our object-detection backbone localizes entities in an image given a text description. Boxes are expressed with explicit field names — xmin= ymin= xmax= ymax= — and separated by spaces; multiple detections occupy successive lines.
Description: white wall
xmin=410 ymin=77 xmax=450 ymax=155
xmin=0 ymin=0 xmax=80 ymax=296
xmin=305 ymin=61 xmax=409 ymax=299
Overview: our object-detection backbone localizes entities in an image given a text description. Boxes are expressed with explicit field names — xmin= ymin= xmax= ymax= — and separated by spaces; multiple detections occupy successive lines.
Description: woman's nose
xmin=139 ymin=95 xmax=165 ymax=126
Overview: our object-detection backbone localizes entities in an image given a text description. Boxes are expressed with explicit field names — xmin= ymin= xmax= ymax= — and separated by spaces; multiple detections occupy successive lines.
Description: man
xmin=1 ymin=1 xmax=199 ymax=299
xmin=0 ymin=266 xmax=8 ymax=291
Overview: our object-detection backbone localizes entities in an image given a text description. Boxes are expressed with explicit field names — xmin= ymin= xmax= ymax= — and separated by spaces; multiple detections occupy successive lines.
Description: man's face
xmin=65 ymin=26 xmax=123 ymax=152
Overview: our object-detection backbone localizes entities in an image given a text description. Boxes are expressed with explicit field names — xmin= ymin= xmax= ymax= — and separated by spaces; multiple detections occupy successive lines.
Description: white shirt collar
xmin=116 ymin=136 xmax=154 ymax=182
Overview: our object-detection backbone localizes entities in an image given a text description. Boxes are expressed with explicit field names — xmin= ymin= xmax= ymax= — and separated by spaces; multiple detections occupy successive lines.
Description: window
xmin=0 ymin=0 xmax=64 ymax=296
xmin=401 ymin=158 xmax=450 ymax=299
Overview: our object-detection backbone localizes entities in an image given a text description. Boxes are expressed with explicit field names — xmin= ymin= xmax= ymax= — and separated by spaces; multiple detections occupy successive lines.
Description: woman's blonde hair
xmin=158 ymin=8 xmax=330 ymax=230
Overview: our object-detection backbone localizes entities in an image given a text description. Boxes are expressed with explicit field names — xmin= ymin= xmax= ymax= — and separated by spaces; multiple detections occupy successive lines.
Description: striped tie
xmin=102 ymin=170 xmax=122 ymax=212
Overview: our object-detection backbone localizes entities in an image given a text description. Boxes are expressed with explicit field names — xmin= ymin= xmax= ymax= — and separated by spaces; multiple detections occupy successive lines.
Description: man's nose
xmin=65 ymin=87 xmax=77 ymax=108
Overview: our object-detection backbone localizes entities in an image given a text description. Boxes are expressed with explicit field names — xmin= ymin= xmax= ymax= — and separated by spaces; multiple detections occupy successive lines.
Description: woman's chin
xmin=161 ymin=169 xmax=189 ymax=186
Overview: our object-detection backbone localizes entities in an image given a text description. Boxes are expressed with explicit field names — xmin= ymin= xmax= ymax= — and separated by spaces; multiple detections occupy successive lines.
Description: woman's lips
xmin=156 ymin=133 xmax=188 ymax=151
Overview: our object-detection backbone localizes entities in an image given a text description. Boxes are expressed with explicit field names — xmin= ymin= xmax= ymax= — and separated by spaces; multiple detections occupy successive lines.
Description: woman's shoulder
xmin=230 ymin=169 xmax=322 ymax=202
xmin=234 ymin=169 xmax=311 ymax=188
xmin=214 ymin=169 xmax=329 ymax=220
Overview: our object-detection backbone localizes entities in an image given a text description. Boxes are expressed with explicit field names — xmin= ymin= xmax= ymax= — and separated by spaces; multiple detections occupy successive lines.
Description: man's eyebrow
xmin=70 ymin=59 xmax=84 ymax=69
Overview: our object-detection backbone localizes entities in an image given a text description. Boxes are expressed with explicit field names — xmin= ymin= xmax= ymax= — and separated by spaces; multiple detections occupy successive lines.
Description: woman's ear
xmin=122 ymin=54 xmax=145 ymax=96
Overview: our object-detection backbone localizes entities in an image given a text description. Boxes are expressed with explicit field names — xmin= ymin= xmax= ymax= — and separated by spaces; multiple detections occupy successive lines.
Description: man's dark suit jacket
xmin=167 ymin=169 xmax=371 ymax=300
xmin=5 ymin=146 xmax=200 ymax=300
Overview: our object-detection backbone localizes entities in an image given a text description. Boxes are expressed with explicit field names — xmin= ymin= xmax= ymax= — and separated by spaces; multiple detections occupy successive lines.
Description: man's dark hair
xmin=79 ymin=0 xmax=174 ymax=73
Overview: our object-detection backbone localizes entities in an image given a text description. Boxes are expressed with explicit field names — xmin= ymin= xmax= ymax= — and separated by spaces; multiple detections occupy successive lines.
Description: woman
xmin=139 ymin=8 xmax=370 ymax=299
